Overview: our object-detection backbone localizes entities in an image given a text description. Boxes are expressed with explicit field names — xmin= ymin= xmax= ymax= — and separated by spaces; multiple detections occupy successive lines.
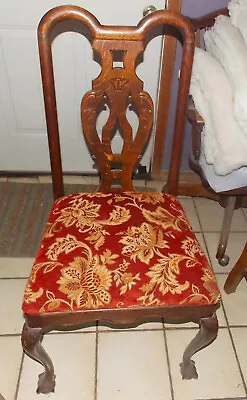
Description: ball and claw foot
xmin=218 ymin=254 xmax=229 ymax=267
xmin=180 ymin=359 xmax=198 ymax=380
xmin=36 ymin=372 xmax=56 ymax=394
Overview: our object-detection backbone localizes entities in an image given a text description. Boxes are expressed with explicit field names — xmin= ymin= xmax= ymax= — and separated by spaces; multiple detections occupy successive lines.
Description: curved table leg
xmin=224 ymin=242 xmax=247 ymax=294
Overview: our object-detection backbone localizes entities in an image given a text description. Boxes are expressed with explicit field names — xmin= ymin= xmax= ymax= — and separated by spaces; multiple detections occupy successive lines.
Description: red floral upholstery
xmin=22 ymin=192 xmax=220 ymax=314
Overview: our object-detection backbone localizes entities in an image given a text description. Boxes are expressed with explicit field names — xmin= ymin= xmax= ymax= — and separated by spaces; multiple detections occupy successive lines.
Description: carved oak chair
xmin=187 ymin=7 xmax=247 ymax=267
xmin=21 ymin=6 xmax=221 ymax=394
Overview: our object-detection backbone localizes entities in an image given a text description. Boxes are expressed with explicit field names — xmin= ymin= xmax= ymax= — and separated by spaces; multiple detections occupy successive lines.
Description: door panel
xmin=0 ymin=1 xmax=166 ymax=172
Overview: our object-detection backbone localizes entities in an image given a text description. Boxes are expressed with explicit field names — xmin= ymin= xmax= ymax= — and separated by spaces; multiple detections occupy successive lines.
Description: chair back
xmin=38 ymin=6 xmax=194 ymax=198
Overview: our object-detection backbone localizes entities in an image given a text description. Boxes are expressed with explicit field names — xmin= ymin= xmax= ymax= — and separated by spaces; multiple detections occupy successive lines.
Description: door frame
xmin=151 ymin=0 xmax=182 ymax=179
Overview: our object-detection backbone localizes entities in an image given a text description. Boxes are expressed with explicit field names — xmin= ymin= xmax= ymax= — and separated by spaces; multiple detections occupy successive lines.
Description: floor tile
xmin=0 ymin=336 xmax=23 ymax=400
xmin=63 ymin=175 xmax=86 ymax=184
xmin=194 ymin=198 xmax=247 ymax=232
xmin=38 ymin=175 xmax=52 ymax=183
xmin=81 ymin=176 xmax=99 ymax=185
xmin=0 ymin=279 xmax=26 ymax=334
xmin=145 ymin=179 xmax=165 ymax=191
xmin=180 ymin=198 xmax=201 ymax=232
xmin=231 ymin=327 xmax=247 ymax=384
xmin=133 ymin=179 xmax=146 ymax=188
xmin=166 ymin=328 xmax=245 ymax=399
xmin=7 ymin=177 xmax=39 ymax=183
xmin=216 ymin=274 xmax=247 ymax=326
xmin=0 ymin=258 xmax=33 ymax=278
xmin=205 ymin=232 xmax=247 ymax=273
xmin=97 ymin=330 xmax=171 ymax=400
xmin=17 ymin=332 xmax=96 ymax=400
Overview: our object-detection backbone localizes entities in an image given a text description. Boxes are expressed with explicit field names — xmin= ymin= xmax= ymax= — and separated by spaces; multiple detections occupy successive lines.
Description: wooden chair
xmin=21 ymin=6 xmax=220 ymax=394
xmin=187 ymin=7 xmax=247 ymax=267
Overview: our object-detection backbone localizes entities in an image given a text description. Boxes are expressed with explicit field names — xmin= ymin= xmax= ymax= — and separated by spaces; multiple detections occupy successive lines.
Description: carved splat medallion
xmin=110 ymin=78 xmax=128 ymax=90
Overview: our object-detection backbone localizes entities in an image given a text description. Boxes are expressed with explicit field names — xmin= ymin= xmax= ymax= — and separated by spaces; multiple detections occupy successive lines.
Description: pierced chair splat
xmin=21 ymin=5 xmax=221 ymax=394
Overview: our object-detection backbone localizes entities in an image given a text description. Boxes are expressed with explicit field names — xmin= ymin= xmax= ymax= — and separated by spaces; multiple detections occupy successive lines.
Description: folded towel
xmin=204 ymin=15 xmax=247 ymax=135
xmin=199 ymin=151 xmax=247 ymax=192
xmin=228 ymin=0 xmax=247 ymax=47
xmin=190 ymin=48 xmax=247 ymax=175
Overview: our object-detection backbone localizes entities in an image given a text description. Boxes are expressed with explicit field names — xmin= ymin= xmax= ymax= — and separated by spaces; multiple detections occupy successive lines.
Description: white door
xmin=0 ymin=0 xmax=166 ymax=173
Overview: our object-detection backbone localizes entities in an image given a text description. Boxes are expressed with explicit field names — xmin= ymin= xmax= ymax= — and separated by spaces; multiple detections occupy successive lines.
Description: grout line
xmin=164 ymin=325 xmax=228 ymax=331
xmin=0 ymin=277 xmax=28 ymax=280
xmin=227 ymin=324 xmax=247 ymax=329
xmin=196 ymin=397 xmax=247 ymax=400
xmin=219 ymin=299 xmax=247 ymax=396
xmin=163 ymin=328 xmax=175 ymax=400
xmin=14 ymin=351 xmax=24 ymax=400
xmin=227 ymin=327 xmax=247 ymax=396
xmin=0 ymin=333 xmax=22 ymax=337
xmin=48 ymin=329 xmax=97 ymax=335
xmin=201 ymin=230 xmax=247 ymax=233
xmin=183 ymin=230 xmax=247 ymax=233
xmin=97 ymin=326 xmax=164 ymax=333
xmin=94 ymin=323 xmax=99 ymax=400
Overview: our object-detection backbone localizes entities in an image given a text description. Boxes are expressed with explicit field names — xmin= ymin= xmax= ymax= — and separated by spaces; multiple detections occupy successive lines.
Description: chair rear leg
xmin=21 ymin=322 xmax=56 ymax=394
xmin=216 ymin=196 xmax=236 ymax=266
xmin=180 ymin=313 xmax=218 ymax=379
xmin=224 ymin=242 xmax=247 ymax=294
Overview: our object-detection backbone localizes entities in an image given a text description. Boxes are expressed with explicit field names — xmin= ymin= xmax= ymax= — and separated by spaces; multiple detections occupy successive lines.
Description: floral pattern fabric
xmin=22 ymin=192 xmax=221 ymax=314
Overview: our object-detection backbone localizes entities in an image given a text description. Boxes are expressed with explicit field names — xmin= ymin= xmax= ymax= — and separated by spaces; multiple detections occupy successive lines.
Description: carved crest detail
xmin=110 ymin=78 xmax=128 ymax=91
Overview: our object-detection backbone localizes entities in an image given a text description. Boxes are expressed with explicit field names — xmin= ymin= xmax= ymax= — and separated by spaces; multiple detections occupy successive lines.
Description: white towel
xmin=228 ymin=0 xmax=247 ymax=47
xmin=204 ymin=15 xmax=247 ymax=135
xmin=190 ymin=48 xmax=247 ymax=175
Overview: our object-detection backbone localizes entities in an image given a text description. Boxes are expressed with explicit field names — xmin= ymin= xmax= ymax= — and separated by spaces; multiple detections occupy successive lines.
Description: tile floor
xmin=1 ymin=177 xmax=247 ymax=399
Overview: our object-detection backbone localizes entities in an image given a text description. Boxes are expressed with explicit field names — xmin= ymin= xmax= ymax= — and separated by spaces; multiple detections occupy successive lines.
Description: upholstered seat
xmin=23 ymin=192 xmax=219 ymax=314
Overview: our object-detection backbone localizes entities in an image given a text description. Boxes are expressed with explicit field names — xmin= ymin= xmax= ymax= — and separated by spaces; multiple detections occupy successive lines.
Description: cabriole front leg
xmin=21 ymin=322 xmax=56 ymax=394
xmin=180 ymin=313 xmax=218 ymax=379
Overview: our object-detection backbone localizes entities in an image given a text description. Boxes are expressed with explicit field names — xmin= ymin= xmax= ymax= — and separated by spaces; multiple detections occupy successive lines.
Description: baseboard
xmin=160 ymin=171 xmax=247 ymax=207
xmin=159 ymin=170 xmax=219 ymax=200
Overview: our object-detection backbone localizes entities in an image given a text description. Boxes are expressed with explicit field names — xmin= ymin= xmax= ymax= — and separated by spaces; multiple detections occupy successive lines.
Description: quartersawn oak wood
xmin=38 ymin=5 xmax=195 ymax=198
xmin=21 ymin=6 xmax=220 ymax=394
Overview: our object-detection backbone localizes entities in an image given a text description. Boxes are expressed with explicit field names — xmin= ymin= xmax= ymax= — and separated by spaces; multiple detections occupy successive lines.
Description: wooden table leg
xmin=224 ymin=242 xmax=247 ymax=294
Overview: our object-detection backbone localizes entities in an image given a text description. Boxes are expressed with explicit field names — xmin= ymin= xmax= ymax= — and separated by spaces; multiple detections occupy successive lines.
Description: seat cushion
xmin=22 ymin=192 xmax=220 ymax=315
